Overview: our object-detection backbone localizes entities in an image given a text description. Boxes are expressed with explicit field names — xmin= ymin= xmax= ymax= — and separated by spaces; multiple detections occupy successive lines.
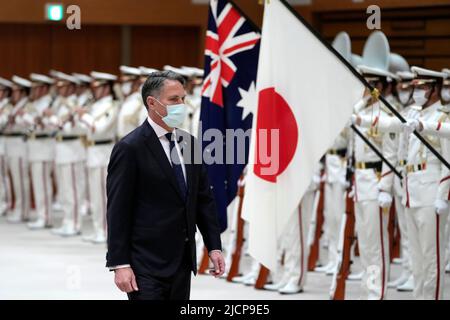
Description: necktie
xmin=165 ymin=132 xmax=187 ymax=201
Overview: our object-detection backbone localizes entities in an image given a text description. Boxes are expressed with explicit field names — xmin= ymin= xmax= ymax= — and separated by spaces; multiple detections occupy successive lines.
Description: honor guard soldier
xmin=117 ymin=66 xmax=144 ymax=139
xmin=0 ymin=77 xmax=13 ymax=215
xmin=78 ymin=71 xmax=119 ymax=244
xmin=73 ymin=73 xmax=94 ymax=108
xmin=23 ymin=73 xmax=55 ymax=229
xmin=138 ymin=67 xmax=159 ymax=127
xmin=386 ymin=54 xmax=416 ymax=291
xmin=351 ymin=31 xmax=397 ymax=300
xmin=73 ymin=73 xmax=94 ymax=217
xmin=4 ymin=76 xmax=32 ymax=223
xmin=399 ymin=67 xmax=449 ymax=299
xmin=356 ymin=66 xmax=449 ymax=299
xmin=48 ymin=72 xmax=86 ymax=237
xmin=181 ymin=66 xmax=204 ymax=137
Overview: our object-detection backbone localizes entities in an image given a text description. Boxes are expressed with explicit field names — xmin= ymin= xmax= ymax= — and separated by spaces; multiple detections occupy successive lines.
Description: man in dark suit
xmin=106 ymin=70 xmax=225 ymax=300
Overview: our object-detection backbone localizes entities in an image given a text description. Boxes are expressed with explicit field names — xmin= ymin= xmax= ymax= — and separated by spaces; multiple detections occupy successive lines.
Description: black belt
xmin=29 ymin=134 xmax=53 ymax=139
xmin=355 ymin=161 xmax=382 ymax=172
xmin=4 ymin=133 xmax=24 ymax=137
xmin=87 ymin=139 xmax=114 ymax=146
xmin=328 ymin=148 xmax=347 ymax=158
xmin=57 ymin=135 xmax=81 ymax=141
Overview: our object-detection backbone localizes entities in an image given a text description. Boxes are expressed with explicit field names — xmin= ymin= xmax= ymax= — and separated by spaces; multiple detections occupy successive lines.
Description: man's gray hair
xmin=141 ymin=70 xmax=186 ymax=107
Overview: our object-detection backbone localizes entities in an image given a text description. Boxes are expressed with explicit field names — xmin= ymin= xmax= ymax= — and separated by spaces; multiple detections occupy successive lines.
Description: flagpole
xmin=351 ymin=124 xmax=402 ymax=179
xmin=277 ymin=0 xmax=450 ymax=171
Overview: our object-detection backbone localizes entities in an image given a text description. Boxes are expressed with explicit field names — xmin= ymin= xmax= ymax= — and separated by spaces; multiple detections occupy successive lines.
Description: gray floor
xmin=0 ymin=215 xmax=449 ymax=300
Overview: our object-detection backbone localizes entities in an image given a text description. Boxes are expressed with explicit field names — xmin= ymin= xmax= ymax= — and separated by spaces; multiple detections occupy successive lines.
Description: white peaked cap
xmin=350 ymin=54 xmax=363 ymax=69
xmin=119 ymin=65 xmax=141 ymax=77
xmin=181 ymin=66 xmax=204 ymax=77
xmin=139 ymin=67 xmax=159 ymax=76
xmin=389 ymin=53 xmax=409 ymax=74
xmin=0 ymin=77 xmax=13 ymax=88
xmin=72 ymin=73 xmax=93 ymax=83
xmin=12 ymin=75 xmax=32 ymax=88
xmin=396 ymin=71 xmax=415 ymax=81
xmin=361 ymin=31 xmax=390 ymax=72
xmin=163 ymin=65 xmax=191 ymax=77
xmin=358 ymin=65 xmax=395 ymax=79
xmin=30 ymin=73 xmax=54 ymax=85
xmin=411 ymin=66 xmax=448 ymax=79
xmin=332 ymin=31 xmax=351 ymax=62
xmin=90 ymin=71 xmax=118 ymax=82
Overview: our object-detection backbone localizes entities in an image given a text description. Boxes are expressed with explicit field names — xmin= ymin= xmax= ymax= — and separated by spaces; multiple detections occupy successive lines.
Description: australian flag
xmin=200 ymin=0 xmax=260 ymax=232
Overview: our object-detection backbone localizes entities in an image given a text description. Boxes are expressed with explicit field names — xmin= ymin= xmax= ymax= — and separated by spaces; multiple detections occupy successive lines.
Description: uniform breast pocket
xmin=407 ymin=171 xmax=439 ymax=207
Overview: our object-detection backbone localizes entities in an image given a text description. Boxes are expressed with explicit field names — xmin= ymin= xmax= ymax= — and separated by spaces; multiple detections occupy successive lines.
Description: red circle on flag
xmin=254 ymin=87 xmax=299 ymax=183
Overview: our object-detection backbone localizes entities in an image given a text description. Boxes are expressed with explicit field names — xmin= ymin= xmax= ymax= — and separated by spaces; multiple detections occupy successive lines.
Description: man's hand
xmin=114 ymin=267 xmax=139 ymax=293
xmin=209 ymin=251 xmax=225 ymax=278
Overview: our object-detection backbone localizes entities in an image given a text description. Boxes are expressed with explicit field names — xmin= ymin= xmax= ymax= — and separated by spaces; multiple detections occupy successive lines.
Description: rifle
xmin=307 ymin=170 xmax=325 ymax=271
xmin=198 ymin=247 xmax=210 ymax=274
xmin=388 ymin=201 xmax=401 ymax=261
xmin=226 ymin=177 xmax=246 ymax=282
xmin=254 ymin=265 xmax=270 ymax=289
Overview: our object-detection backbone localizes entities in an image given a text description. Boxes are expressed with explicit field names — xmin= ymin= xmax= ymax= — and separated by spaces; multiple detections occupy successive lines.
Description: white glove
xmin=434 ymin=199 xmax=449 ymax=215
xmin=348 ymin=185 xmax=355 ymax=198
xmin=350 ymin=114 xmax=358 ymax=125
xmin=402 ymin=119 xmax=420 ymax=135
xmin=378 ymin=191 xmax=392 ymax=209
xmin=312 ymin=174 xmax=321 ymax=189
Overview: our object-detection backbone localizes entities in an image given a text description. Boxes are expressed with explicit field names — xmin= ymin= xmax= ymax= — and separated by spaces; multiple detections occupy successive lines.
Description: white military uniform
xmin=22 ymin=74 xmax=56 ymax=229
xmin=0 ymin=78 xmax=13 ymax=215
xmin=321 ymin=129 xmax=349 ymax=274
xmin=360 ymin=94 xmax=416 ymax=290
xmin=50 ymin=86 xmax=87 ymax=236
xmin=80 ymin=72 xmax=118 ymax=243
xmin=362 ymin=67 xmax=450 ymax=299
xmin=5 ymin=76 xmax=32 ymax=223
xmin=117 ymin=91 xmax=143 ymax=139
xmin=353 ymin=97 xmax=394 ymax=300
xmin=117 ymin=66 xmax=144 ymax=139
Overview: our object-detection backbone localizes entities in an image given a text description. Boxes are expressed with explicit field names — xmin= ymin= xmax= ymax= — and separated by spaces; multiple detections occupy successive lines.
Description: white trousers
xmin=281 ymin=191 xmax=315 ymax=289
xmin=7 ymin=156 xmax=30 ymax=220
xmin=394 ymin=195 xmax=412 ymax=276
xmin=406 ymin=206 xmax=448 ymax=300
xmin=0 ymin=155 xmax=11 ymax=211
xmin=30 ymin=161 xmax=53 ymax=225
xmin=355 ymin=200 xmax=390 ymax=300
xmin=56 ymin=162 xmax=85 ymax=232
xmin=324 ymin=182 xmax=345 ymax=268
xmin=87 ymin=166 xmax=107 ymax=238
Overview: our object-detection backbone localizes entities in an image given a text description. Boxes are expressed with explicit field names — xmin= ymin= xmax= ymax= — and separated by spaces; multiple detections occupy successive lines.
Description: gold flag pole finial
xmin=371 ymin=88 xmax=380 ymax=101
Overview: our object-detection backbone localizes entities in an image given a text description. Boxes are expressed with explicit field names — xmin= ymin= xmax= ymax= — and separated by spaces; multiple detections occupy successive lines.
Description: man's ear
xmin=146 ymin=96 xmax=154 ymax=110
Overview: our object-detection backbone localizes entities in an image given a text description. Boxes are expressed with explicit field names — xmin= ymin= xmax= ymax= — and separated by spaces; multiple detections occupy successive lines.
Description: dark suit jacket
xmin=106 ymin=120 xmax=222 ymax=277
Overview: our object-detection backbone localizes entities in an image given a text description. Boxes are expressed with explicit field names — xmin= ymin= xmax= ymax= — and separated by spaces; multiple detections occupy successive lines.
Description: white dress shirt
xmin=147 ymin=116 xmax=186 ymax=182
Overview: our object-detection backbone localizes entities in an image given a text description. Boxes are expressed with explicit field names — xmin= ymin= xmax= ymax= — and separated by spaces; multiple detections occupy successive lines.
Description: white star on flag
xmin=236 ymin=81 xmax=257 ymax=121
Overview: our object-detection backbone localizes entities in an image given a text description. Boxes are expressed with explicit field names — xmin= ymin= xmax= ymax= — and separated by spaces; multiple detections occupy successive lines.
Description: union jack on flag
xmin=202 ymin=0 xmax=260 ymax=107
xmin=200 ymin=0 xmax=260 ymax=231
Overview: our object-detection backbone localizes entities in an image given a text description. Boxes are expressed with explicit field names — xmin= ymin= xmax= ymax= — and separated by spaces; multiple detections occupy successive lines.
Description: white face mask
xmin=398 ymin=90 xmax=411 ymax=105
xmin=413 ymin=88 xmax=428 ymax=106
xmin=441 ymin=88 xmax=450 ymax=103
xmin=121 ymin=82 xmax=132 ymax=96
